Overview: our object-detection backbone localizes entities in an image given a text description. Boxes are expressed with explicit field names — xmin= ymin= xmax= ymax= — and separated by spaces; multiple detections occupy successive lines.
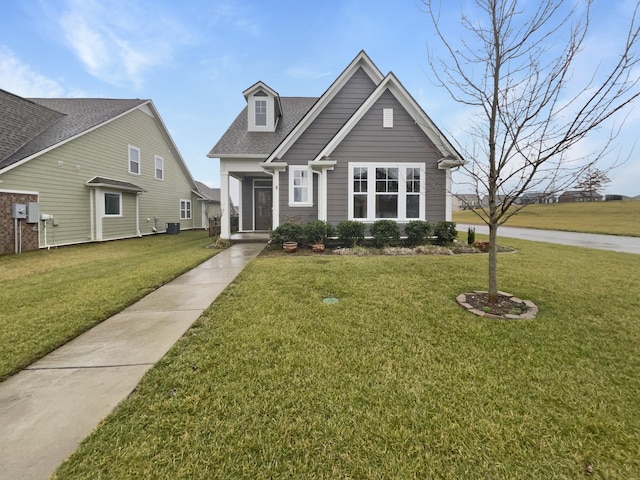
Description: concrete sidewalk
xmin=0 ymin=242 xmax=265 ymax=480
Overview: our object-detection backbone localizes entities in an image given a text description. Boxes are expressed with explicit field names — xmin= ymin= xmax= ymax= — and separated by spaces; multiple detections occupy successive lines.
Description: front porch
xmin=230 ymin=231 xmax=270 ymax=243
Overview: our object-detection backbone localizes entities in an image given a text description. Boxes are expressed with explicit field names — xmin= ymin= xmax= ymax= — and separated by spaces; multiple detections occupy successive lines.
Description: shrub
xmin=467 ymin=227 xmax=476 ymax=245
xmin=434 ymin=221 xmax=457 ymax=245
xmin=303 ymin=220 xmax=335 ymax=245
xmin=404 ymin=220 xmax=432 ymax=246
xmin=337 ymin=220 xmax=365 ymax=247
xmin=371 ymin=219 xmax=400 ymax=247
xmin=270 ymin=222 xmax=304 ymax=245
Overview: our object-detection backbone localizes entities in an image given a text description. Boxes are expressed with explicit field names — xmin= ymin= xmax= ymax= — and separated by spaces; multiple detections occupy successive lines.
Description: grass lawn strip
xmin=0 ymin=231 xmax=219 ymax=380
xmin=53 ymin=239 xmax=640 ymax=479
xmin=453 ymin=200 xmax=640 ymax=237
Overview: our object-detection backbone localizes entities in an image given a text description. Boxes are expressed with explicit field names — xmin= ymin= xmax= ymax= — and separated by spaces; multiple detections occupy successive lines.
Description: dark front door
xmin=254 ymin=187 xmax=272 ymax=230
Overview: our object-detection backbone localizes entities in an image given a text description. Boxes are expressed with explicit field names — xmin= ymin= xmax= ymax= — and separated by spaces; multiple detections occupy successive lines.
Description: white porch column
xmin=220 ymin=171 xmax=230 ymax=239
xmin=445 ymin=168 xmax=453 ymax=221
xmin=272 ymin=169 xmax=280 ymax=230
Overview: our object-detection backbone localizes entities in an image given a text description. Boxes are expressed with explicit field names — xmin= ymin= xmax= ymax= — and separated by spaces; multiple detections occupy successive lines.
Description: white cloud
xmin=0 ymin=46 xmax=65 ymax=97
xmin=57 ymin=0 xmax=195 ymax=90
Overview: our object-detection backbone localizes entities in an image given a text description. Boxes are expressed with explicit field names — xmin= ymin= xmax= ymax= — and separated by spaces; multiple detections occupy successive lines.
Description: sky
xmin=1 ymin=0 xmax=639 ymax=196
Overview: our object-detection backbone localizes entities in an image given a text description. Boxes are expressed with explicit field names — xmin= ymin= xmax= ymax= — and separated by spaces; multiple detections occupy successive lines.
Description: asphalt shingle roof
xmin=208 ymin=97 xmax=318 ymax=157
xmin=195 ymin=181 xmax=221 ymax=202
xmin=0 ymin=90 xmax=147 ymax=170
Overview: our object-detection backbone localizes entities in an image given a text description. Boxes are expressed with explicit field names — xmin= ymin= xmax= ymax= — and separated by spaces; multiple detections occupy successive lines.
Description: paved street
xmin=458 ymin=224 xmax=640 ymax=255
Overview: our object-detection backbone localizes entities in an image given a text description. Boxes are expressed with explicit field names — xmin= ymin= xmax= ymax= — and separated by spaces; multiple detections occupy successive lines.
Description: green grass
xmin=0 ymin=230 xmax=218 ymax=380
xmin=453 ymin=200 xmax=640 ymax=236
xmin=53 ymin=240 xmax=640 ymax=479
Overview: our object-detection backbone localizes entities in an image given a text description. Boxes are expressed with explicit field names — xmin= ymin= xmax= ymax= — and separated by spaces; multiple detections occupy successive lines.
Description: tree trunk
xmin=488 ymin=221 xmax=498 ymax=302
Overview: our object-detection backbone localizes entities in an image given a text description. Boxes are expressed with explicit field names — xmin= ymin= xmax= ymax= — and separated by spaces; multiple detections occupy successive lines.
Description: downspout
xmin=136 ymin=192 xmax=141 ymax=237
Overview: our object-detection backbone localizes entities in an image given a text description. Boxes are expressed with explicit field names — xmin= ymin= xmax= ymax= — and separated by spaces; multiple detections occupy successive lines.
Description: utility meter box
xmin=11 ymin=204 xmax=27 ymax=219
xmin=26 ymin=202 xmax=39 ymax=223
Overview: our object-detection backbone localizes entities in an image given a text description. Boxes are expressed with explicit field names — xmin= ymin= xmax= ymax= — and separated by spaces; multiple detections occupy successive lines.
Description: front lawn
xmin=53 ymin=238 xmax=640 ymax=479
xmin=0 ymin=230 xmax=218 ymax=380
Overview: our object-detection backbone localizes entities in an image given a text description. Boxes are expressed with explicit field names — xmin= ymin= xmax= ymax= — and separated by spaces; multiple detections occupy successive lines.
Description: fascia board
xmin=264 ymin=51 xmax=385 ymax=164
xmin=209 ymin=154 xmax=268 ymax=159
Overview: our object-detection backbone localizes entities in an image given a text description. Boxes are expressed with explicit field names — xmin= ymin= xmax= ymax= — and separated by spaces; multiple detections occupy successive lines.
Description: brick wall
xmin=0 ymin=192 xmax=39 ymax=255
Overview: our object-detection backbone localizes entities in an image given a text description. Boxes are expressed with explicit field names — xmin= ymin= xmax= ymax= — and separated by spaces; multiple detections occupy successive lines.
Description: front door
xmin=254 ymin=187 xmax=272 ymax=230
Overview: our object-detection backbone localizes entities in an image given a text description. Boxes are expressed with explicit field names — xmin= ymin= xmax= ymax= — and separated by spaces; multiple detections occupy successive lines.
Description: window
xmin=104 ymin=192 xmax=121 ymax=216
xmin=349 ymin=163 xmax=424 ymax=221
xmin=129 ymin=146 xmax=140 ymax=175
xmin=180 ymin=199 xmax=192 ymax=220
xmin=155 ymin=156 xmax=164 ymax=180
xmin=255 ymin=100 xmax=267 ymax=126
xmin=289 ymin=166 xmax=312 ymax=206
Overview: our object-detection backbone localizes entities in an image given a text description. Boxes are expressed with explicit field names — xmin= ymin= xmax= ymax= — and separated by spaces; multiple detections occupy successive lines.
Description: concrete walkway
xmin=0 ymin=242 xmax=265 ymax=480
xmin=458 ymin=224 xmax=640 ymax=255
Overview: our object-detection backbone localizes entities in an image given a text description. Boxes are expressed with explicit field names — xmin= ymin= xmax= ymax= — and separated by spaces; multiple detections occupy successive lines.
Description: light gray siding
xmin=278 ymin=67 xmax=377 ymax=224
xmin=326 ymin=90 xmax=447 ymax=225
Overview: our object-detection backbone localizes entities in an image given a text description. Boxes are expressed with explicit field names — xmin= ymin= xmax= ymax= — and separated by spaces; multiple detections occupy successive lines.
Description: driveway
xmin=458 ymin=224 xmax=640 ymax=255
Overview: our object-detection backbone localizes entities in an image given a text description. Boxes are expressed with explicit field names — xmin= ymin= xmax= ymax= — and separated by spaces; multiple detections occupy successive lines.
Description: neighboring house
xmin=516 ymin=192 xmax=558 ymax=205
xmin=208 ymin=51 xmax=465 ymax=239
xmin=194 ymin=180 xmax=222 ymax=225
xmin=558 ymin=190 xmax=604 ymax=202
xmin=0 ymin=89 xmax=203 ymax=255
xmin=453 ymin=193 xmax=481 ymax=211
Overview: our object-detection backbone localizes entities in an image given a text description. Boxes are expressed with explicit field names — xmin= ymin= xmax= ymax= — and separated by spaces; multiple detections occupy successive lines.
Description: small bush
xmin=303 ymin=220 xmax=335 ymax=245
xmin=467 ymin=227 xmax=476 ymax=245
xmin=337 ymin=220 xmax=365 ymax=247
xmin=434 ymin=221 xmax=457 ymax=245
xmin=404 ymin=220 xmax=432 ymax=246
xmin=270 ymin=222 xmax=304 ymax=245
xmin=371 ymin=220 xmax=400 ymax=247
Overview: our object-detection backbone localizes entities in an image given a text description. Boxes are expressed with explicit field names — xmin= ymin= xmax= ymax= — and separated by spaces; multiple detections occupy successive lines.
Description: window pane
xmin=255 ymin=100 xmax=267 ymax=126
xmin=353 ymin=195 xmax=367 ymax=218
xmin=376 ymin=194 xmax=397 ymax=218
xmin=406 ymin=195 xmax=420 ymax=218
xmin=294 ymin=187 xmax=308 ymax=203
xmin=105 ymin=193 xmax=120 ymax=215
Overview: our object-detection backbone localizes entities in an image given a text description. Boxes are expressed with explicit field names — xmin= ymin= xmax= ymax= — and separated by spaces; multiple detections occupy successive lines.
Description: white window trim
xmin=128 ymin=145 xmax=140 ymax=175
xmin=104 ymin=192 xmax=122 ymax=217
xmin=288 ymin=166 xmax=313 ymax=207
xmin=155 ymin=155 xmax=164 ymax=180
xmin=347 ymin=163 xmax=425 ymax=222
xmin=180 ymin=199 xmax=192 ymax=220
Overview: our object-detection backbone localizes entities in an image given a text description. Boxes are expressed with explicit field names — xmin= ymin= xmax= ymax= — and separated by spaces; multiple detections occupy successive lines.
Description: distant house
xmin=453 ymin=193 xmax=481 ymax=211
xmin=516 ymin=192 xmax=558 ymax=205
xmin=194 ymin=181 xmax=222 ymax=223
xmin=0 ymin=89 xmax=204 ymax=254
xmin=558 ymin=190 xmax=604 ymax=203
xmin=208 ymin=51 xmax=465 ymax=239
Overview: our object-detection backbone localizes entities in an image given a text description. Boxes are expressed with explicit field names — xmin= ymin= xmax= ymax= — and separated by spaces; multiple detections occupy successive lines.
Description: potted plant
xmin=269 ymin=222 xmax=304 ymax=253
xmin=304 ymin=220 xmax=335 ymax=252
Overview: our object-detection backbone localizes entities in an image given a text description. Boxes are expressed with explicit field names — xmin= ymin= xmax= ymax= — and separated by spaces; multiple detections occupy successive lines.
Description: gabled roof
xmin=207 ymin=97 xmax=317 ymax=158
xmin=0 ymin=91 xmax=148 ymax=171
xmin=195 ymin=181 xmax=221 ymax=202
xmin=264 ymin=50 xmax=384 ymax=163
xmin=312 ymin=72 xmax=464 ymax=165
xmin=0 ymin=90 xmax=197 ymax=190
xmin=242 ymin=81 xmax=279 ymax=100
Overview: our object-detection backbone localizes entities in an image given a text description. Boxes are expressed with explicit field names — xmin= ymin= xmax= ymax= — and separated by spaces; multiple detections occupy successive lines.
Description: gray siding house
xmin=208 ymin=51 xmax=464 ymax=239
xmin=0 ymin=89 xmax=204 ymax=254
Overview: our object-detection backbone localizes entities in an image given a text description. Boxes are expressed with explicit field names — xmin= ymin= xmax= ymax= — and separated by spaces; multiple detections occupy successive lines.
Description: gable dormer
xmin=243 ymin=81 xmax=282 ymax=132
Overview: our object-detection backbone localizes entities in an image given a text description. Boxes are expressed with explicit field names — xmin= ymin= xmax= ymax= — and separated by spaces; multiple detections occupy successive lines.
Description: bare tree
xmin=423 ymin=0 xmax=640 ymax=302
xmin=574 ymin=167 xmax=611 ymax=200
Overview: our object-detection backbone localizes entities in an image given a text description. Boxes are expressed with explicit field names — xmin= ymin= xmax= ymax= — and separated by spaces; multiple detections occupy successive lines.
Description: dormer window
xmin=243 ymin=82 xmax=282 ymax=132
xmin=255 ymin=99 xmax=267 ymax=126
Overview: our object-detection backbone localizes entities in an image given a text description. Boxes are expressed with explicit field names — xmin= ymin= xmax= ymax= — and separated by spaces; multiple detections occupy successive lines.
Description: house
xmin=194 ymin=180 xmax=222 ymax=223
xmin=515 ymin=192 xmax=558 ymax=205
xmin=208 ymin=51 xmax=465 ymax=239
xmin=0 ymin=89 xmax=204 ymax=254
xmin=453 ymin=193 xmax=481 ymax=211
xmin=558 ymin=190 xmax=604 ymax=203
